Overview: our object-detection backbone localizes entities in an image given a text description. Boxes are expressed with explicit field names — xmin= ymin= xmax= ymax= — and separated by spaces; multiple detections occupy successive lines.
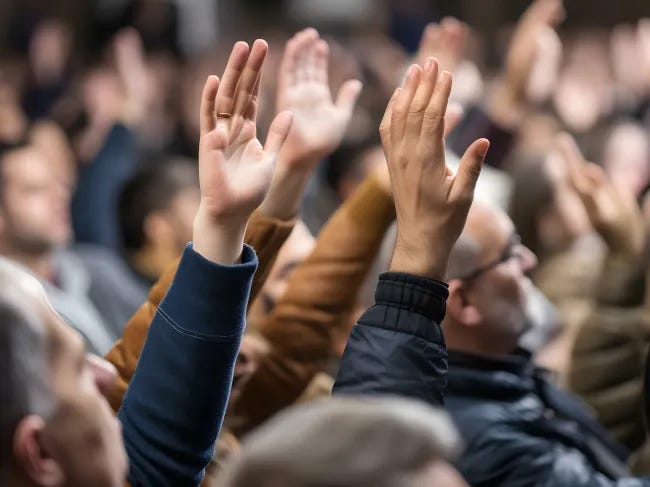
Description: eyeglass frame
xmin=455 ymin=233 xmax=524 ymax=282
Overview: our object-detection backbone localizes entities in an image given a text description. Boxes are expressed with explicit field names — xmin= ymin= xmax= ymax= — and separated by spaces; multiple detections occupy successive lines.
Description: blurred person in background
xmin=561 ymin=133 xmax=650 ymax=470
xmin=220 ymin=397 xmax=466 ymax=487
xmin=509 ymin=147 xmax=599 ymax=381
xmin=0 ymin=141 xmax=143 ymax=355
xmin=0 ymin=35 xmax=297 ymax=487
xmin=118 ymin=157 xmax=200 ymax=295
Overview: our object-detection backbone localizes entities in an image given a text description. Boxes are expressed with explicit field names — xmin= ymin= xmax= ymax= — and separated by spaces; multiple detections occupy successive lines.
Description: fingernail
xmin=424 ymin=58 xmax=433 ymax=72
xmin=479 ymin=140 xmax=490 ymax=159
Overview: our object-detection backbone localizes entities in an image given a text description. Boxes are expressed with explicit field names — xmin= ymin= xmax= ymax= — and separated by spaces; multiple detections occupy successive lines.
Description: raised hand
xmin=382 ymin=58 xmax=490 ymax=280
xmin=259 ymin=28 xmax=361 ymax=220
xmin=558 ymin=133 xmax=646 ymax=258
xmin=504 ymin=0 xmax=564 ymax=100
xmin=276 ymin=28 xmax=362 ymax=167
xmin=415 ymin=17 xmax=468 ymax=74
xmin=114 ymin=28 xmax=151 ymax=124
xmin=491 ymin=0 xmax=564 ymax=126
xmin=194 ymin=40 xmax=293 ymax=264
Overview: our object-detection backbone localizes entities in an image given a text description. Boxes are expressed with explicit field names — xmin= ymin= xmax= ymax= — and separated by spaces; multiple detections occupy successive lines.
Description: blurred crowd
xmin=1 ymin=0 xmax=650 ymax=486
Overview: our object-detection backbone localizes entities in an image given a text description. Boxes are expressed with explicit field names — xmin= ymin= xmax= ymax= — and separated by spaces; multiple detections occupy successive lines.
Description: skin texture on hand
xmin=194 ymin=40 xmax=293 ymax=265
xmin=380 ymin=58 xmax=489 ymax=281
xmin=558 ymin=132 xmax=646 ymax=259
xmin=260 ymin=28 xmax=362 ymax=221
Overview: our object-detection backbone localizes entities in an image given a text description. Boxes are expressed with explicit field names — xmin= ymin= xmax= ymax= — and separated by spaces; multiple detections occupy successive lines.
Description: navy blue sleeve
xmin=333 ymin=272 xmax=449 ymax=407
xmin=119 ymin=243 xmax=257 ymax=487
xmin=71 ymin=123 xmax=138 ymax=250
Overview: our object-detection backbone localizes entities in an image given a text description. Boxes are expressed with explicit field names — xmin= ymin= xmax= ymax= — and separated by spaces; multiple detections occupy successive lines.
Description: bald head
xmin=448 ymin=203 xmax=514 ymax=280
xmin=444 ymin=203 xmax=537 ymax=356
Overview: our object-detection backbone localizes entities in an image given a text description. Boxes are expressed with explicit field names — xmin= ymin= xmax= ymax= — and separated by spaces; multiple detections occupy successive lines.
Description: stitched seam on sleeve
xmin=157 ymin=307 xmax=242 ymax=341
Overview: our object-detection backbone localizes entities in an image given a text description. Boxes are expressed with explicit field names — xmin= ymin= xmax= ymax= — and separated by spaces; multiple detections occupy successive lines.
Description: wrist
xmin=390 ymin=237 xmax=450 ymax=281
xmin=258 ymin=163 xmax=314 ymax=220
xmin=192 ymin=206 xmax=247 ymax=265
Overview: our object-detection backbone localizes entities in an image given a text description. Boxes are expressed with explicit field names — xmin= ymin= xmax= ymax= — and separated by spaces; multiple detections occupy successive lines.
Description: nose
xmin=519 ymin=245 xmax=538 ymax=273
xmin=86 ymin=354 xmax=118 ymax=397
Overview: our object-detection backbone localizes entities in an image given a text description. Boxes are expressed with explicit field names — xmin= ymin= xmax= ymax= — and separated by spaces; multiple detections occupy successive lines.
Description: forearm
xmin=71 ymin=123 xmax=138 ymax=250
xmin=119 ymin=244 xmax=257 ymax=486
xmin=228 ymin=175 xmax=395 ymax=434
xmin=105 ymin=211 xmax=294 ymax=413
xmin=258 ymin=164 xmax=315 ymax=221
xmin=260 ymin=174 xmax=395 ymax=343
xmin=333 ymin=272 xmax=449 ymax=406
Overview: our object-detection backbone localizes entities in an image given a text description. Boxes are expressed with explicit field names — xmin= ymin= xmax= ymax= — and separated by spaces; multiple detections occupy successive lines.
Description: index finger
xmin=200 ymin=75 xmax=220 ymax=135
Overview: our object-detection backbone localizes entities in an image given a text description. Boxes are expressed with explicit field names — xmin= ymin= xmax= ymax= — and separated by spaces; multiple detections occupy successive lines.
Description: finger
xmin=443 ymin=102 xmax=464 ymax=138
xmin=391 ymin=64 xmax=422 ymax=148
xmin=214 ymin=41 xmax=250 ymax=116
xmin=305 ymin=34 xmax=320 ymax=81
xmin=584 ymin=162 xmax=607 ymax=189
xmin=278 ymin=35 xmax=299 ymax=94
xmin=418 ymin=23 xmax=440 ymax=56
xmin=420 ymin=70 xmax=452 ymax=161
xmin=524 ymin=0 xmax=564 ymax=27
xmin=296 ymin=29 xmax=319 ymax=82
xmin=264 ymin=110 xmax=294 ymax=155
xmin=379 ymin=87 xmax=401 ymax=155
xmin=200 ymin=75 xmax=220 ymax=135
xmin=557 ymin=132 xmax=590 ymax=194
xmin=405 ymin=57 xmax=439 ymax=137
xmin=335 ymin=79 xmax=363 ymax=114
xmin=232 ymin=39 xmax=268 ymax=118
xmin=244 ymin=72 xmax=262 ymax=121
xmin=313 ymin=39 xmax=329 ymax=84
xmin=452 ymin=138 xmax=490 ymax=200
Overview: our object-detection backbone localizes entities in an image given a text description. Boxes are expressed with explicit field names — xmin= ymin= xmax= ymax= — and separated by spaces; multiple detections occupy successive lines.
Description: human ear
xmin=448 ymin=280 xmax=482 ymax=326
xmin=13 ymin=415 xmax=64 ymax=486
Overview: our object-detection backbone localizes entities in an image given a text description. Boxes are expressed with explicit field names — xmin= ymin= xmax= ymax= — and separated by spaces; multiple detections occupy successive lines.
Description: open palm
xmin=277 ymin=28 xmax=361 ymax=166
xmin=198 ymin=41 xmax=292 ymax=224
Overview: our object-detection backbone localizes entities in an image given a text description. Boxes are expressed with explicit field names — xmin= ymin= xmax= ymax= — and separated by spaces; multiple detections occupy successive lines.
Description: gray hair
xmin=447 ymin=232 xmax=481 ymax=281
xmin=0 ymin=258 xmax=52 ymax=472
xmin=220 ymin=396 xmax=461 ymax=487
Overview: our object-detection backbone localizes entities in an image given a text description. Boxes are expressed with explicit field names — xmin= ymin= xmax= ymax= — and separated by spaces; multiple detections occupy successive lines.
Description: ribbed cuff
xmin=376 ymin=272 xmax=449 ymax=323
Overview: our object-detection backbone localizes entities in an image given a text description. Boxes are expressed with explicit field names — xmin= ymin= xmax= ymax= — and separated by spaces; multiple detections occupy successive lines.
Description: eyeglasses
xmin=456 ymin=233 xmax=524 ymax=281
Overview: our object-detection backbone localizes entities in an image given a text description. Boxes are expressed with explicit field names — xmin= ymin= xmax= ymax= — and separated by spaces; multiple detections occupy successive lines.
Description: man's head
xmin=220 ymin=397 xmax=467 ymax=487
xmin=0 ymin=144 xmax=72 ymax=255
xmin=444 ymin=203 xmax=537 ymax=356
xmin=0 ymin=258 xmax=126 ymax=486
xmin=119 ymin=158 xmax=200 ymax=276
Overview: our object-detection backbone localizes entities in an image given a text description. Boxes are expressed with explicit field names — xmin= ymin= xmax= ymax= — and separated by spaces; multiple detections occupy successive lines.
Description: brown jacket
xmin=107 ymin=175 xmax=394 ymax=432
xmin=569 ymin=252 xmax=650 ymax=457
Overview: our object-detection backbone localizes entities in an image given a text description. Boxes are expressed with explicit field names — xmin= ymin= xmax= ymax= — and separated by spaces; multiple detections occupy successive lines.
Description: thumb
xmin=335 ymin=79 xmax=363 ymax=114
xmin=453 ymin=138 xmax=489 ymax=198
xmin=264 ymin=110 xmax=293 ymax=155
